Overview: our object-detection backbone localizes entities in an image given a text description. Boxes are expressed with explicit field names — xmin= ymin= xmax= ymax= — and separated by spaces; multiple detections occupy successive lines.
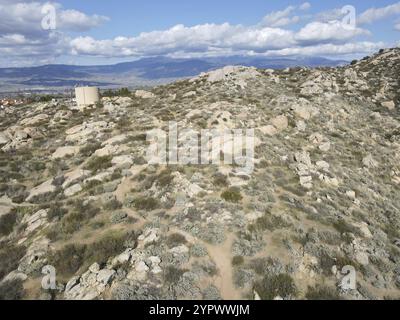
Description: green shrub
xmin=305 ymin=284 xmax=341 ymax=300
xmin=247 ymin=213 xmax=290 ymax=233
xmin=232 ymin=256 xmax=244 ymax=266
xmin=48 ymin=243 xmax=86 ymax=276
xmin=157 ymin=168 xmax=174 ymax=187
xmin=166 ymin=233 xmax=187 ymax=248
xmin=254 ymin=274 xmax=298 ymax=300
xmin=79 ymin=142 xmax=101 ymax=157
xmin=221 ymin=187 xmax=243 ymax=203
xmin=47 ymin=203 xmax=68 ymax=220
xmin=57 ymin=201 xmax=100 ymax=236
xmin=84 ymin=232 xmax=129 ymax=266
xmin=134 ymin=196 xmax=160 ymax=211
xmin=48 ymin=232 xmax=136 ymax=277
xmin=164 ymin=266 xmax=186 ymax=284
xmin=103 ymin=199 xmax=123 ymax=211
xmin=0 ymin=244 xmax=27 ymax=280
xmin=0 ymin=279 xmax=25 ymax=300
xmin=0 ymin=211 xmax=17 ymax=236
xmin=84 ymin=156 xmax=112 ymax=173
xmin=213 ymin=173 xmax=228 ymax=187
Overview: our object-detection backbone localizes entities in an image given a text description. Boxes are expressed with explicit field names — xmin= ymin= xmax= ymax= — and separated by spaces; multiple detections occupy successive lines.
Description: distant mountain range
xmin=0 ymin=56 xmax=348 ymax=93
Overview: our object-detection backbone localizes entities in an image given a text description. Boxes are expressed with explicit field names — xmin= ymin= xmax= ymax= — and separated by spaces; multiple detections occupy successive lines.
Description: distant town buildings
xmin=0 ymin=98 xmax=25 ymax=109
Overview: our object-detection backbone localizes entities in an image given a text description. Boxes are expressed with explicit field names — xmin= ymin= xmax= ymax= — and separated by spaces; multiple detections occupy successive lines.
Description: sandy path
xmin=204 ymin=233 xmax=242 ymax=300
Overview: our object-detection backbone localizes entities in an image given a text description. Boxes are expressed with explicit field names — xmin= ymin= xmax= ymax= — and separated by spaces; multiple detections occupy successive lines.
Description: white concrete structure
xmin=75 ymin=87 xmax=100 ymax=109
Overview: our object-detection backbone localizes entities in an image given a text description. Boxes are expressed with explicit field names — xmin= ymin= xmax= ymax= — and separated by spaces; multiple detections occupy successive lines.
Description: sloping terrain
xmin=0 ymin=48 xmax=399 ymax=300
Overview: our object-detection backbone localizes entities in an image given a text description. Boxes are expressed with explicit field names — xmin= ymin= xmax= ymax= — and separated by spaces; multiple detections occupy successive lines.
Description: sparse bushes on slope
xmin=0 ymin=211 xmax=17 ymax=236
xmin=48 ymin=231 xmax=136 ymax=277
xmin=134 ymin=196 xmax=160 ymax=211
xmin=84 ymin=155 xmax=112 ymax=173
xmin=221 ymin=187 xmax=242 ymax=203
xmin=0 ymin=243 xmax=26 ymax=280
xmin=0 ymin=279 xmax=25 ymax=300
xmin=166 ymin=233 xmax=187 ymax=248
xmin=254 ymin=273 xmax=298 ymax=300
xmin=305 ymin=284 xmax=341 ymax=300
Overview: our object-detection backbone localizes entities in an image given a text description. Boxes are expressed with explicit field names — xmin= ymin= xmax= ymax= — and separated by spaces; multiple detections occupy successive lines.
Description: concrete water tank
xmin=75 ymin=86 xmax=100 ymax=108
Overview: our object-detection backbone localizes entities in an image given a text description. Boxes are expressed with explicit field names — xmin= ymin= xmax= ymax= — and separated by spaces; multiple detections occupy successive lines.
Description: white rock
xmin=0 ymin=132 xmax=10 ymax=145
xmin=135 ymin=90 xmax=155 ymax=99
xmin=319 ymin=142 xmax=331 ymax=152
xmin=316 ymin=160 xmax=330 ymax=170
xmin=271 ymin=115 xmax=288 ymax=131
xmin=89 ymin=263 xmax=100 ymax=274
xmin=346 ymin=190 xmax=356 ymax=200
xmin=21 ymin=209 xmax=47 ymax=234
xmin=26 ymin=179 xmax=56 ymax=202
xmin=101 ymin=134 xmax=127 ymax=146
xmin=51 ymin=146 xmax=79 ymax=159
xmin=355 ymin=251 xmax=369 ymax=266
xmin=112 ymin=155 xmax=133 ymax=169
xmin=20 ymin=114 xmax=49 ymax=126
xmin=381 ymin=101 xmax=395 ymax=110
xmin=62 ymin=169 xmax=91 ymax=189
xmin=96 ymin=269 xmax=116 ymax=285
xmin=258 ymin=125 xmax=278 ymax=136
xmin=362 ymin=154 xmax=378 ymax=168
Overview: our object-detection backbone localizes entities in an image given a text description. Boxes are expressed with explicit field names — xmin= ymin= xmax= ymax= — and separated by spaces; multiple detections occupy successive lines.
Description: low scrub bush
xmin=0 ymin=279 xmax=25 ymax=300
xmin=254 ymin=274 xmax=298 ymax=300
xmin=221 ymin=187 xmax=243 ymax=203
xmin=84 ymin=156 xmax=112 ymax=173
xmin=0 ymin=243 xmax=26 ymax=280
xmin=0 ymin=211 xmax=17 ymax=236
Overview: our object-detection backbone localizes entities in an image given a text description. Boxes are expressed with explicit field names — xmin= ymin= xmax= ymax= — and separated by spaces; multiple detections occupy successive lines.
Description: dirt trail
xmin=204 ymin=233 xmax=242 ymax=300
xmin=115 ymin=176 xmax=133 ymax=203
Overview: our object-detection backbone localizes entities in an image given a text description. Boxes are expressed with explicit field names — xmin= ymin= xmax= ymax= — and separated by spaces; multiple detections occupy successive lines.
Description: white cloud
xmin=358 ymin=2 xmax=400 ymax=24
xmin=0 ymin=2 xmax=108 ymax=35
xmin=0 ymin=1 xmax=108 ymax=65
xmin=395 ymin=22 xmax=400 ymax=31
xmin=69 ymin=18 xmax=373 ymax=60
xmin=263 ymin=41 xmax=385 ymax=57
xmin=300 ymin=2 xmax=311 ymax=11
xmin=260 ymin=6 xmax=299 ymax=27
xmin=70 ymin=24 xmax=296 ymax=57
xmin=58 ymin=9 xmax=109 ymax=31
xmin=0 ymin=2 xmax=390 ymax=66
xmin=295 ymin=21 xmax=369 ymax=44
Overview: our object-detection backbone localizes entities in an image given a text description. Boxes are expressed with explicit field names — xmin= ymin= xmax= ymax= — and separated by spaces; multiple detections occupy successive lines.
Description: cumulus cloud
xmin=0 ymin=1 xmax=389 ymax=66
xmin=260 ymin=6 xmax=299 ymax=27
xmin=395 ymin=22 xmax=400 ymax=31
xmin=0 ymin=2 xmax=108 ymax=35
xmin=295 ymin=21 xmax=369 ymax=44
xmin=299 ymin=2 xmax=311 ymax=11
xmin=70 ymin=19 xmax=371 ymax=59
xmin=259 ymin=3 xmax=312 ymax=27
xmin=0 ymin=1 xmax=108 ymax=65
xmin=264 ymin=41 xmax=385 ymax=57
xmin=358 ymin=2 xmax=400 ymax=25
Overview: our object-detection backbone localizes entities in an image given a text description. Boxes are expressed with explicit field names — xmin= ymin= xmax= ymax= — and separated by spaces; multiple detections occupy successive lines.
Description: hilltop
xmin=0 ymin=47 xmax=399 ymax=300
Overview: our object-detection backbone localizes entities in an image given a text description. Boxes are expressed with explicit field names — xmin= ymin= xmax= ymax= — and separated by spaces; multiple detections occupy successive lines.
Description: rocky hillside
xmin=0 ymin=48 xmax=399 ymax=300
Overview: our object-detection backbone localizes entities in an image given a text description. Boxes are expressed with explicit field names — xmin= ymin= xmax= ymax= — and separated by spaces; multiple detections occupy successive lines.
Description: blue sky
xmin=0 ymin=0 xmax=399 ymax=66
